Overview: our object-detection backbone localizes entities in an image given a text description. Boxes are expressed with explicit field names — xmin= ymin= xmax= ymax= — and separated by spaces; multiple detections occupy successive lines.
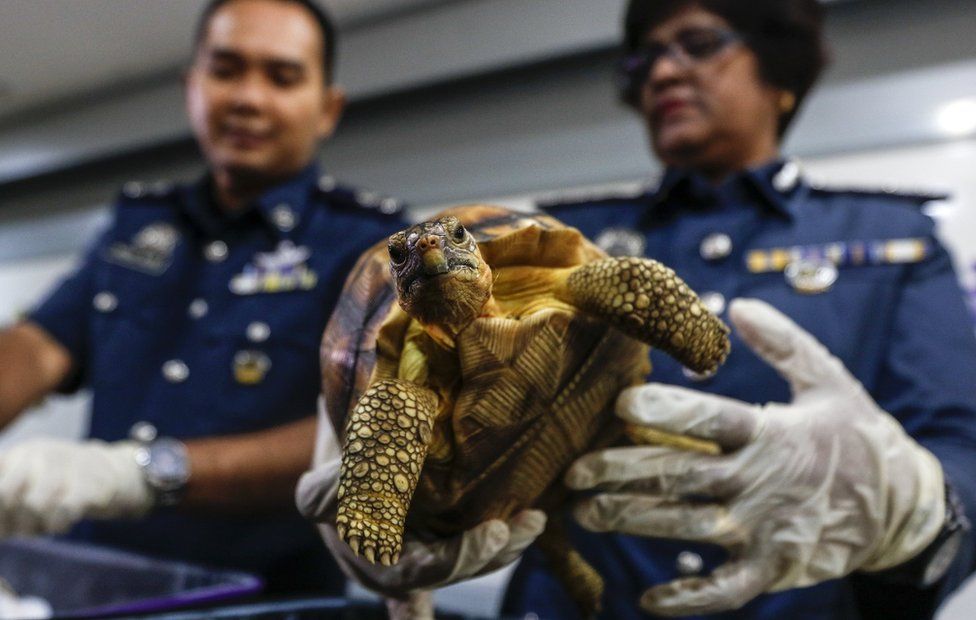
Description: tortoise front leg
xmin=558 ymin=257 xmax=730 ymax=374
xmin=337 ymin=379 xmax=438 ymax=565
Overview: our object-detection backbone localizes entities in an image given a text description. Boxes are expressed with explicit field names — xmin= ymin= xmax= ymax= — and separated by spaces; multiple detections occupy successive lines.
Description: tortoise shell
xmin=320 ymin=205 xmax=716 ymax=534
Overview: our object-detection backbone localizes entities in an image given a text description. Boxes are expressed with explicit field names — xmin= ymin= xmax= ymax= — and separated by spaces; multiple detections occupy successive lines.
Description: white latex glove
xmin=296 ymin=408 xmax=546 ymax=601
xmin=0 ymin=439 xmax=153 ymax=537
xmin=0 ymin=579 xmax=51 ymax=620
xmin=566 ymin=298 xmax=946 ymax=617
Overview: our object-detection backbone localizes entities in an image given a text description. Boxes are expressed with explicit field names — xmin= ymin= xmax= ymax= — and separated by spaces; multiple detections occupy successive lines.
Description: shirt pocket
xmin=88 ymin=264 xmax=176 ymax=387
xmin=204 ymin=296 xmax=328 ymax=432
xmin=741 ymin=262 xmax=903 ymax=372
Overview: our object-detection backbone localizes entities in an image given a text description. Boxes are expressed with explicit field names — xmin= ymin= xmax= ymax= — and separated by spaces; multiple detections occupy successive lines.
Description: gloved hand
xmin=0 ymin=439 xmax=153 ymax=537
xmin=566 ymin=298 xmax=946 ymax=617
xmin=296 ymin=411 xmax=546 ymax=601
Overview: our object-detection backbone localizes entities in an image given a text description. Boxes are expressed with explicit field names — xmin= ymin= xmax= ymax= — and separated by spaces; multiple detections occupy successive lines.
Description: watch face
xmin=147 ymin=439 xmax=189 ymax=490
xmin=923 ymin=532 xmax=963 ymax=587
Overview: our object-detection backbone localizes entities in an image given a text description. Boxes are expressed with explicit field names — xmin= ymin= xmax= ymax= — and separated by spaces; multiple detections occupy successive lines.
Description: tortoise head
xmin=388 ymin=215 xmax=493 ymax=334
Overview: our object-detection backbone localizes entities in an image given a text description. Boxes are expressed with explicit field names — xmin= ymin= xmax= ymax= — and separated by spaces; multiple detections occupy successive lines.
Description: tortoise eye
xmin=389 ymin=243 xmax=406 ymax=265
xmin=452 ymin=225 xmax=467 ymax=243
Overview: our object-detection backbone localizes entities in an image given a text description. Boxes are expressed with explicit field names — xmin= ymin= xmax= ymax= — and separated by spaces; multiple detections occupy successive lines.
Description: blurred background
xmin=0 ymin=0 xmax=973 ymax=617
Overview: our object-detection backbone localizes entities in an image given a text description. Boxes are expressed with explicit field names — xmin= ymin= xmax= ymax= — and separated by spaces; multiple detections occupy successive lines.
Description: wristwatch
xmin=871 ymin=480 xmax=970 ymax=588
xmin=130 ymin=422 xmax=191 ymax=507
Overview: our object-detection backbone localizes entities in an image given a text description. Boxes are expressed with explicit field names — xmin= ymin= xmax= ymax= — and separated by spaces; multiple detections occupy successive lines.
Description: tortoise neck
xmin=422 ymin=295 xmax=501 ymax=346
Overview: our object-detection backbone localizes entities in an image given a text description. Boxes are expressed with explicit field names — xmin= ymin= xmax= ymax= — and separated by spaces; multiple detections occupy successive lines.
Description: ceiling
xmin=0 ymin=0 xmax=447 ymax=120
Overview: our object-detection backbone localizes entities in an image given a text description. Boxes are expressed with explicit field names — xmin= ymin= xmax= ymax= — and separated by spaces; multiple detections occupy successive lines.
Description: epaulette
xmin=315 ymin=173 xmax=406 ymax=216
xmin=536 ymin=182 xmax=650 ymax=211
xmin=807 ymin=181 xmax=950 ymax=208
xmin=118 ymin=180 xmax=178 ymax=202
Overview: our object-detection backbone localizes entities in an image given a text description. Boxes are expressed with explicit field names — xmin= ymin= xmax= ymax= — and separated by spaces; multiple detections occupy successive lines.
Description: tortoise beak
xmin=415 ymin=233 xmax=449 ymax=276
xmin=422 ymin=248 xmax=449 ymax=276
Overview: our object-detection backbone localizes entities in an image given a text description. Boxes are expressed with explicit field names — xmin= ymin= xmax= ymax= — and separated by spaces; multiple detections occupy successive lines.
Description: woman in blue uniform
xmin=297 ymin=0 xmax=976 ymax=616
xmin=499 ymin=1 xmax=976 ymax=618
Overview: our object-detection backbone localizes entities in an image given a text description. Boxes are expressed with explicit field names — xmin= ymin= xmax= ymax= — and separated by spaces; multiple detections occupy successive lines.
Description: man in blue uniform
xmin=0 ymin=0 xmax=404 ymax=593
xmin=499 ymin=1 xmax=976 ymax=618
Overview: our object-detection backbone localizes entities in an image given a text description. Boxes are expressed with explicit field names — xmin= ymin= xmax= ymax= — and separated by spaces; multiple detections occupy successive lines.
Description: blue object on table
xmin=0 ymin=537 xmax=262 ymax=617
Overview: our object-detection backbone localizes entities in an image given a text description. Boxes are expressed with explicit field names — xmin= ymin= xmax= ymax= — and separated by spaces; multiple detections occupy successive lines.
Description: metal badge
xmin=234 ymin=350 xmax=271 ymax=385
xmin=594 ymin=227 xmax=646 ymax=257
xmin=105 ymin=222 xmax=179 ymax=275
xmin=785 ymin=259 xmax=838 ymax=295
xmin=230 ymin=240 xmax=318 ymax=295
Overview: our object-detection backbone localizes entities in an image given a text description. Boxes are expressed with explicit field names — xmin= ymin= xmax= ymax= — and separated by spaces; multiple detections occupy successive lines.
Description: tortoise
xmin=319 ymin=205 xmax=730 ymax=614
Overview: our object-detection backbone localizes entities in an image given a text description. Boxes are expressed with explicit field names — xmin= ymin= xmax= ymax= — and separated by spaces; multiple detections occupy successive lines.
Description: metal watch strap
xmin=869 ymin=480 xmax=970 ymax=587
xmin=130 ymin=422 xmax=190 ymax=507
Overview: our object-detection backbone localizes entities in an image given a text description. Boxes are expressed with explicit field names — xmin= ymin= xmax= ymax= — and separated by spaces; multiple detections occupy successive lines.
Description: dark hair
xmin=623 ymin=0 xmax=829 ymax=135
xmin=194 ymin=0 xmax=338 ymax=84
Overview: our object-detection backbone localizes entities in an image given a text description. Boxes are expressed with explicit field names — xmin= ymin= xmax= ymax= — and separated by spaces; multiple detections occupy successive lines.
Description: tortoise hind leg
xmin=537 ymin=515 xmax=604 ymax=618
xmin=558 ymin=257 xmax=730 ymax=374
xmin=337 ymin=379 xmax=438 ymax=565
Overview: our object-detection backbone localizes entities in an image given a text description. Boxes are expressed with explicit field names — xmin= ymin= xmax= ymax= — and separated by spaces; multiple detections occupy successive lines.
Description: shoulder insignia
xmin=315 ymin=174 xmax=405 ymax=215
xmin=119 ymin=180 xmax=177 ymax=202
xmin=806 ymin=181 xmax=950 ymax=208
xmin=536 ymin=181 xmax=651 ymax=211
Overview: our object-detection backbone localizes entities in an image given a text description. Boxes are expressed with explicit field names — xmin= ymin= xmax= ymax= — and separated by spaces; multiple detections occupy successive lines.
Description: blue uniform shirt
xmin=29 ymin=164 xmax=407 ymax=593
xmin=502 ymin=161 xmax=976 ymax=619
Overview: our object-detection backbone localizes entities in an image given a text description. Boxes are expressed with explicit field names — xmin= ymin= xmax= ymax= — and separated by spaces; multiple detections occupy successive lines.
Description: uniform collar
xmin=253 ymin=163 xmax=321 ymax=239
xmin=644 ymin=159 xmax=801 ymax=224
xmin=179 ymin=163 xmax=321 ymax=239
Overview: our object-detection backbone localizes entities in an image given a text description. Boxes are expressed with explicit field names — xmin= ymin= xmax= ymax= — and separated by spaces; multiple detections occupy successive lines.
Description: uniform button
xmin=205 ymin=240 xmax=229 ymax=262
xmin=92 ymin=291 xmax=118 ymax=313
xmin=700 ymin=291 xmax=726 ymax=316
xmin=188 ymin=298 xmax=209 ymax=319
xmin=379 ymin=197 xmax=402 ymax=214
xmin=246 ymin=321 xmax=271 ymax=343
xmin=676 ymin=551 xmax=704 ymax=576
xmin=122 ymin=181 xmax=145 ymax=199
xmin=271 ymin=204 xmax=297 ymax=232
xmin=162 ymin=360 xmax=189 ymax=383
xmin=595 ymin=227 xmax=646 ymax=257
xmin=683 ymin=366 xmax=716 ymax=382
xmin=129 ymin=421 xmax=158 ymax=443
xmin=318 ymin=175 xmax=337 ymax=192
xmin=356 ymin=190 xmax=381 ymax=207
xmin=700 ymin=233 xmax=733 ymax=262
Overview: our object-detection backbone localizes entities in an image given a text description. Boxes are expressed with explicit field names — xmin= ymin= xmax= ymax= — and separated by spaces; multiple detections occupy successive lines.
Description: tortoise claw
xmin=380 ymin=552 xmax=392 ymax=566
xmin=364 ymin=544 xmax=376 ymax=564
xmin=348 ymin=535 xmax=361 ymax=557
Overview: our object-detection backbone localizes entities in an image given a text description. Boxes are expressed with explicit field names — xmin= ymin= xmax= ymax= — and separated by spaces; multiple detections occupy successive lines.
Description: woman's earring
xmin=779 ymin=91 xmax=797 ymax=114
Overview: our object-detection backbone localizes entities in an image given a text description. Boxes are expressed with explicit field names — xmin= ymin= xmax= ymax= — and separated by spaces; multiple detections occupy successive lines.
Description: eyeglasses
xmin=617 ymin=27 xmax=743 ymax=105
